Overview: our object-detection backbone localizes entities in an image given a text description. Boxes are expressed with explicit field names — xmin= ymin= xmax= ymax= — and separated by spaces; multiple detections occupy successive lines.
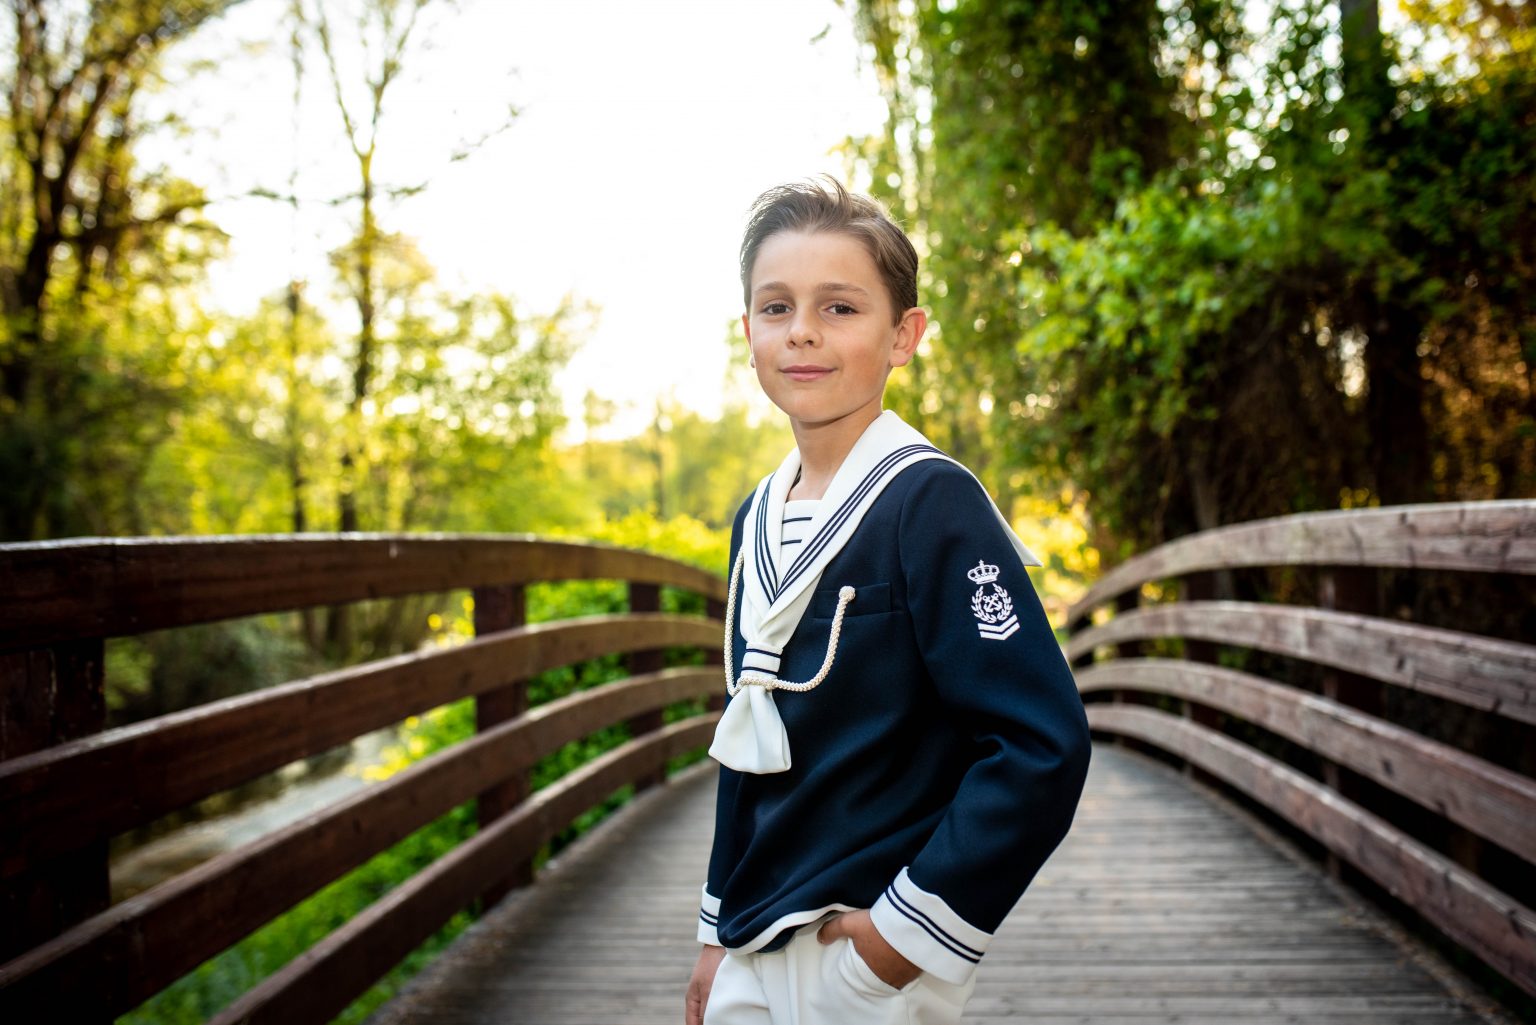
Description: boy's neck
xmin=786 ymin=406 xmax=885 ymax=501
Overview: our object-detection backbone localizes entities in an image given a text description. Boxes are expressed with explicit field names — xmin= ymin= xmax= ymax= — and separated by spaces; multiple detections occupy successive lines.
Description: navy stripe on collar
xmin=753 ymin=477 xmax=778 ymax=599
xmin=772 ymin=444 xmax=939 ymax=602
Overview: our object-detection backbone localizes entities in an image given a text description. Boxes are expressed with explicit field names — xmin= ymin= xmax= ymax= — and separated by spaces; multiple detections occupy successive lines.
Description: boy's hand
xmin=685 ymin=944 xmax=727 ymax=1025
xmin=818 ymin=909 xmax=922 ymax=990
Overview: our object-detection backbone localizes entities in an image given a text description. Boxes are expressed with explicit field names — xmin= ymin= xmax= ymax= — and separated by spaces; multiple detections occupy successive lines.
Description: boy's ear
xmin=889 ymin=307 xmax=927 ymax=369
xmin=741 ymin=311 xmax=752 ymax=344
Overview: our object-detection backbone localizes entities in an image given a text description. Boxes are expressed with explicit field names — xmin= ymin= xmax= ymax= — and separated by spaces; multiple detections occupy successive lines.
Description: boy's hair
xmin=740 ymin=175 xmax=918 ymax=324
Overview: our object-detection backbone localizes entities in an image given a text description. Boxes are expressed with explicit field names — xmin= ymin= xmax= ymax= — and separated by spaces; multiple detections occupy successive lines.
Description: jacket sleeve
xmin=868 ymin=463 xmax=1092 ymax=985
xmin=697 ymin=494 xmax=752 ymax=946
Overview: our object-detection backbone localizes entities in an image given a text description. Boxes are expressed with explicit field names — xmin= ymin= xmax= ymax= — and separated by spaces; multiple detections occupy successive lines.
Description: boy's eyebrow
xmin=752 ymin=281 xmax=873 ymax=298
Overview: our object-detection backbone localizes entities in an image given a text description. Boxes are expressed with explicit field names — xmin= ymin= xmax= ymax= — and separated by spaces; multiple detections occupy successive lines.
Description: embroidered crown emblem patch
xmin=967 ymin=560 xmax=1019 ymax=641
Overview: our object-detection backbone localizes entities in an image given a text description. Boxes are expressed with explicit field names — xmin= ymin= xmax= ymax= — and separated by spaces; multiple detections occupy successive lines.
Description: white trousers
xmin=703 ymin=920 xmax=977 ymax=1025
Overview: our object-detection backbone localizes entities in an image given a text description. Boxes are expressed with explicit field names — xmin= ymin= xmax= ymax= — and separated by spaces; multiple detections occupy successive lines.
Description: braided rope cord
xmin=723 ymin=546 xmax=857 ymax=696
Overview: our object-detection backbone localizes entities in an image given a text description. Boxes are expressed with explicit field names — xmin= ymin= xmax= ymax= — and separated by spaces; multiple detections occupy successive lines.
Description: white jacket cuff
xmin=869 ymin=867 xmax=992 ymax=986
xmin=697 ymin=886 xmax=722 ymax=945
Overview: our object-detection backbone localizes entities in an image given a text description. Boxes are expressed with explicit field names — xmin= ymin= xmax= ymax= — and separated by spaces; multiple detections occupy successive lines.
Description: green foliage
xmin=559 ymin=507 xmax=730 ymax=575
xmin=122 ymin=789 xmax=480 ymax=1025
xmin=851 ymin=0 xmax=1536 ymax=560
xmin=571 ymin=402 xmax=793 ymax=532
xmin=123 ymin=691 xmax=484 ymax=1025
xmin=0 ymin=205 xmax=228 ymax=533
xmin=849 ymin=0 xmax=1242 ymax=495
xmin=106 ymin=616 xmax=320 ymax=727
xmin=1010 ymin=169 xmax=1364 ymax=547
xmin=131 ymin=275 xmax=579 ymax=540
xmin=0 ymin=0 xmax=238 ymax=541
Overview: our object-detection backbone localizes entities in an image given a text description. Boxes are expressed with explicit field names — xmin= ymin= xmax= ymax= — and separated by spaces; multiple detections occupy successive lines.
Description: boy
xmin=685 ymin=177 xmax=1091 ymax=1025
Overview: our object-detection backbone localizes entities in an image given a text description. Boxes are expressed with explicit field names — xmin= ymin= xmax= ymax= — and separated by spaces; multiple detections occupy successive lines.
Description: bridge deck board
xmin=362 ymin=745 xmax=1510 ymax=1025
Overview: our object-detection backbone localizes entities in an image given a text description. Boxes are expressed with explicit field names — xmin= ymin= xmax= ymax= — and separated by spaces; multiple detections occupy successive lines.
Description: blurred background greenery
xmin=2 ymin=0 xmax=1531 ymax=1021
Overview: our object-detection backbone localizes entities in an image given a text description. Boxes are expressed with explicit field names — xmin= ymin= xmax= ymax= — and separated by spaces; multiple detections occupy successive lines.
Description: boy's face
xmin=743 ymin=230 xmax=925 ymax=439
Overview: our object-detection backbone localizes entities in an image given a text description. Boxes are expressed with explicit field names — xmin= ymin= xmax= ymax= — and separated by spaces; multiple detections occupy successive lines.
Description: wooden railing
xmin=0 ymin=534 xmax=727 ymax=1024
xmin=1064 ymin=501 xmax=1536 ymax=999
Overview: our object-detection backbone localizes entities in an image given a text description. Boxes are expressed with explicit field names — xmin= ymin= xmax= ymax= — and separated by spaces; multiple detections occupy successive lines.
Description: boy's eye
xmin=761 ymin=301 xmax=791 ymax=315
xmin=827 ymin=302 xmax=858 ymax=315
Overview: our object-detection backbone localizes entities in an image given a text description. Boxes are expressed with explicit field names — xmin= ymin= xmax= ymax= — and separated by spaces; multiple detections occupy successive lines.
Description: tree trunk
xmin=327 ymin=147 xmax=380 ymax=654
xmin=1338 ymin=0 xmax=1383 ymax=109
xmin=1187 ymin=432 xmax=1237 ymax=599
xmin=1364 ymin=302 xmax=1433 ymax=503
xmin=1340 ymin=1 xmax=1433 ymax=504
xmin=284 ymin=281 xmax=320 ymax=650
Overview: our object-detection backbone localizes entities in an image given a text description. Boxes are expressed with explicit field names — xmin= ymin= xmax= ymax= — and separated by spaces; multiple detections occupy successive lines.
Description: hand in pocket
xmin=816 ymin=909 xmax=921 ymax=990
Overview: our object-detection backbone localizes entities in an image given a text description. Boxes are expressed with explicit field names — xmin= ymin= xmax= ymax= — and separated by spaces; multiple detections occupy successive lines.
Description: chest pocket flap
xmin=811 ymin=581 xmax=892 ymax=619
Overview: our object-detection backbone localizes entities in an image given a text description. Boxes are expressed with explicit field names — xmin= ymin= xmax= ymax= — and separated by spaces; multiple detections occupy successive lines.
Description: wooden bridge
xmin=1 ymin=502 xmax=1533 ymax=1024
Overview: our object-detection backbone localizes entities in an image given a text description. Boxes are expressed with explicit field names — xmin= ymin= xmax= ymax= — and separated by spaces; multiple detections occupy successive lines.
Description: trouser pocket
xmin=837 ymin=937 xmax=918 ymax=998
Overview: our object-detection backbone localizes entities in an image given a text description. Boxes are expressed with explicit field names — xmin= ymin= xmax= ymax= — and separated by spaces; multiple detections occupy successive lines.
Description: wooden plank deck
xmin=362 ymin=744 xmax=1515 ymax=1025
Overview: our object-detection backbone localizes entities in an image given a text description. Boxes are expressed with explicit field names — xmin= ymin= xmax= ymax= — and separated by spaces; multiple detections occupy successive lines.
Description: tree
xmin=849 ymin=0 xmax=1244 ymax=510
xmin=136 ymin=289 xmax=339 ymax=538
xmin=306 ymin=0 xmax=431 ymax=538
xmin=292 ymin=0 xmax=523 ymax=652
xmin=849 ymin=0 xmax=1536 ymax=559
xmin=297 ymin=0 xmax=516 ymax=537
xmin=0 ymin=0 xmax=239 ymax=539
xmin=564 ymin=326 xmax=792 ymax=531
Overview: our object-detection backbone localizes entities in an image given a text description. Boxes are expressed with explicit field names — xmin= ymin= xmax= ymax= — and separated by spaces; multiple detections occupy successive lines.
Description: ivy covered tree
xmin=850 ymin=0 xmax=1535 ymax=555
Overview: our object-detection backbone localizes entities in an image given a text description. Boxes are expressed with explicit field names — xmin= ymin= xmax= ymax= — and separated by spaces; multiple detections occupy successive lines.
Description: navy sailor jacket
xmin=697 ymin=458 xmax=1092 ymax=986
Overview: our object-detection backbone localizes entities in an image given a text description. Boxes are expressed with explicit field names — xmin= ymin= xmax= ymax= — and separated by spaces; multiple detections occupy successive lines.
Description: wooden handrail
xmin=0 ymin=533 xmax=729 ymax=1025
xmin=1066 ymin=500 xmax=1536 ymax=1001
xmin=0 ymin=533 xmax=727 ymax=652
xmin=0 ymin=614 xmax=719 ymax=869
xmin=1066 ymin=499 xmax=1536 ymax=626
xmin=0 ymin=670 xmax=719 ymax=1020
xmin=1067 ymin=602 xmax=1536 ymax=725
xmin=1077 ymin=660 xmax=1536 ymax=858
xmin=210 ymin=718 xmax=719 ymax=1025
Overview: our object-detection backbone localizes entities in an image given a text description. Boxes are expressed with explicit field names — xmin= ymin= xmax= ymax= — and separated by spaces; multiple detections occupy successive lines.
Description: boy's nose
xmin=788 ymin=316 xmax=820 ymax=346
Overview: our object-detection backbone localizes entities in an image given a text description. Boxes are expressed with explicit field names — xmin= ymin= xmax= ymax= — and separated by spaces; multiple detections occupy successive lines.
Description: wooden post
xmin=1181 ymin=571 xmax=1223 ymax=788
xmin=1065 ymin=604 xmax=1093 ymax=671
xmin=625 ymin=583 xmax=665 ymax=792
xmin=1111 ymin=590 xmax=1141 ymax=706
xmin=1094 ymin=589 xmax=1139 ymax=754
xmin=705 ymin=597 xmax=726 ymax=714
xmin=0 ymin=639 xmax=109 ymax=974
xmin=1317 ymin=565 xmax=1388 ymax=880
xmin=1316 ymin=567 xmax=1381 ymax=715
xmin=471 ymin=583 xmax=531 ymax=905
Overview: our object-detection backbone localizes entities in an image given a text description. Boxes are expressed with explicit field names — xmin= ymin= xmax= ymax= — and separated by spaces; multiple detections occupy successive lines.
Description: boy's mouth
xmin=783 ymin=365 xmax=833 ymax=382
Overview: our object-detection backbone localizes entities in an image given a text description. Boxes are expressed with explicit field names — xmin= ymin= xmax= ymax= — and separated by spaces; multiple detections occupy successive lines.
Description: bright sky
xmin=152 ymin=0 xmax=889 ymax=440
